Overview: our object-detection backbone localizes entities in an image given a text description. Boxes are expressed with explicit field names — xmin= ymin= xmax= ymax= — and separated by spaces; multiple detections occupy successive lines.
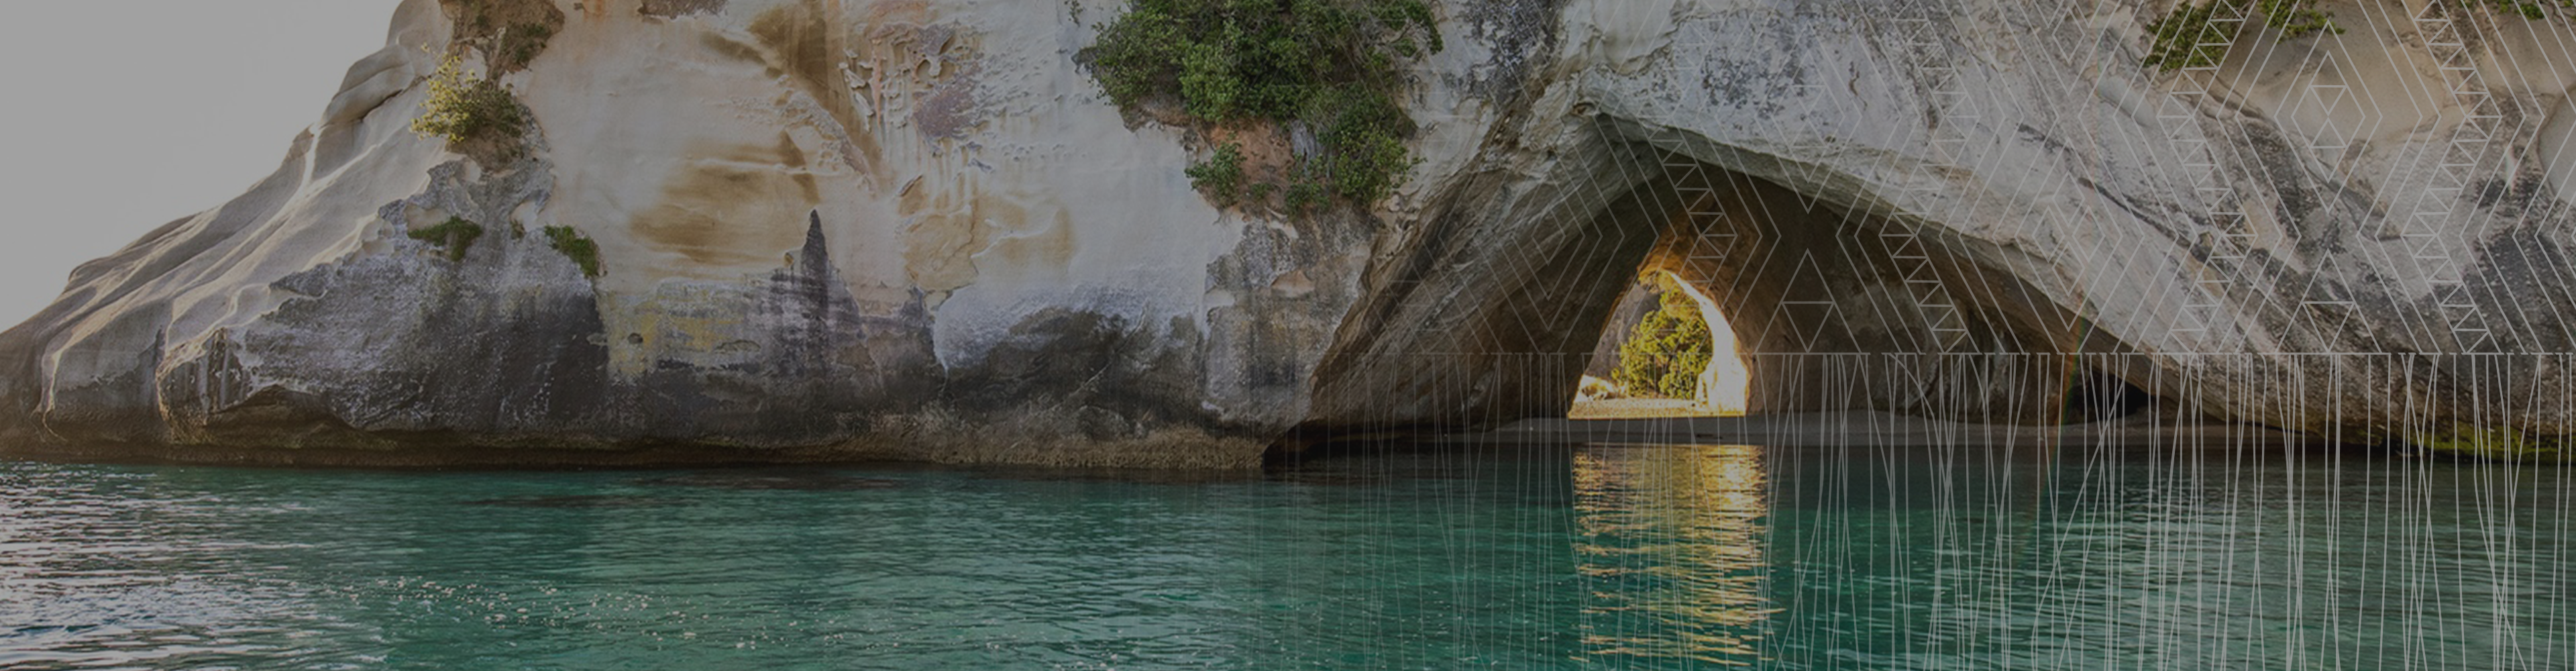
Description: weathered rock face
xmin=7 ymin=0 xmax=2576 ymax=466
xmin=1313 ymin=0 xmax=2576 ymax=453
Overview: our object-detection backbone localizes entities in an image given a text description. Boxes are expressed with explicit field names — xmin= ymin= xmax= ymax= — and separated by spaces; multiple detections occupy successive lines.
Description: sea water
xmin=3 ymin=443 xmax=2569 ymax=670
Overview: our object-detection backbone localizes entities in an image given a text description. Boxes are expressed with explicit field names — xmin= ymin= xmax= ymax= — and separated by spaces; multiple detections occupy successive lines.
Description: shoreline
xmin=1446 ymin=411 xmax=2325 ymax=450
xmin=0 ymin=411 xmax=2373 ymax=473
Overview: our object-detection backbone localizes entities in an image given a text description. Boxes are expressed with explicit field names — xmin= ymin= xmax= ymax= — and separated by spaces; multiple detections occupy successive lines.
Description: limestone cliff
xmin=7 ymin=0 xmax=2576 ymax=466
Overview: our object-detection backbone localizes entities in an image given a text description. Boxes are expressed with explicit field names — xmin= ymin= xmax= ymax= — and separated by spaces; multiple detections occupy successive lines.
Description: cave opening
xmin=1568 ymin=270 xmax=1750 ymax=419
xmin=1567 ymin=136 xmax=2171 ymax=429
xmin=1289 ymin=125 xmax=2166 ymax=458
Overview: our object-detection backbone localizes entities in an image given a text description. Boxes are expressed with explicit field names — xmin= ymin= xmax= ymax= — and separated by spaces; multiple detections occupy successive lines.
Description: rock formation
xmin=8 ymin=0 xmax=2576 ymax=467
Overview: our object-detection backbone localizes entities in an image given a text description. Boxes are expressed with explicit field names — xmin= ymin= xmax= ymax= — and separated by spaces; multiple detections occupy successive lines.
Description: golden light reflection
xmin=1572 ymin=444 xmax=1778 ymax=666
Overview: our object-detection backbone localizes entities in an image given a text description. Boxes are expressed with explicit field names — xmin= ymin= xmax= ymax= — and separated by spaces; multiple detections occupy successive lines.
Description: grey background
xmin=0 ymin=1 xmax=406 ymax=325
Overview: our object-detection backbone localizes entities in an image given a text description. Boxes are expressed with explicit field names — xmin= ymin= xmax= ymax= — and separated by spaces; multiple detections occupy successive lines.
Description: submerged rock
xmin=7 ymin=0 xmax=2576 ymax=466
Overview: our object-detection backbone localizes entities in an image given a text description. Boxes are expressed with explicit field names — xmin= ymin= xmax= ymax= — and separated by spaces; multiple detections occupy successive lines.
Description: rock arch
xmin=1295 ymin=118 xmax=2153 ymax=446
xmin=1574 ymin=268 xmax=1752 ymax=415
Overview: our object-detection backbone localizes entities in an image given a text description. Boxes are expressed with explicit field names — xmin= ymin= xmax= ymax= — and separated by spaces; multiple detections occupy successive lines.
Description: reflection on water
xmin=1576 ymin=444 xmax=1774 ymax=665
xmin=1580 ymin=443 xmax=2576 ymax=670
xmin=3 ymin=444 xmax=2572 ymax=670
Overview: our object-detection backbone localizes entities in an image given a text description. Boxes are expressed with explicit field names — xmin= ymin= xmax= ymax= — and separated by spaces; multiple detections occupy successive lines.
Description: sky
xmin=0 ymin=1 xmax=407 ymax=325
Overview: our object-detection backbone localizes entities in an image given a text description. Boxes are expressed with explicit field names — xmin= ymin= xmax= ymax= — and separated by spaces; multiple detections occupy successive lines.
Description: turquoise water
xmin=3 ymin=444 xmax=2571 ymax=670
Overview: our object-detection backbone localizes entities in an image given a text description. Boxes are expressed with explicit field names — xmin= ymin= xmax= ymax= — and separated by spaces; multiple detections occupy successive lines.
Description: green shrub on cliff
xmin=1611 ymin=285 xmax=1715 ymax=400
xmin=1081 ymin=0 xmax=1441 ymax=209
xmin=1187 ymin=142 xmax=1248 ymax=204
xmin=411 ymin=54 xmax=525 ymax=148
xmin=1305 ymin=87 xmax=1413 ymax=203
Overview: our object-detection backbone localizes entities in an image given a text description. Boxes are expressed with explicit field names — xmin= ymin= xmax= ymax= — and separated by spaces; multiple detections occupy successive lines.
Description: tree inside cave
xmin=1611 ymin=277 xmax=1713 ymax=400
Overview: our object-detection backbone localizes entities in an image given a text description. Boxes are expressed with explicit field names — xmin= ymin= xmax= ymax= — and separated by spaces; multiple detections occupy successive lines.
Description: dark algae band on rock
xmin=7 ymin=0 xmax=2576 ymax=468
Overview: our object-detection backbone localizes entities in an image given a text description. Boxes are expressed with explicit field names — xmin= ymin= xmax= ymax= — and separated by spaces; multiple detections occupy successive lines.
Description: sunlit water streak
xmin=1 ymin=444 xmax=2567 ymax=670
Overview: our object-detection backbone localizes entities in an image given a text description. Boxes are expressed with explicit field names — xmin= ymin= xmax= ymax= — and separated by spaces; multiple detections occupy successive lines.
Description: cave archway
xmin=1295 ymin=119 xmax=2158 ymax=447
xmin=1569 ymin=270 xmax=1750 ymax=419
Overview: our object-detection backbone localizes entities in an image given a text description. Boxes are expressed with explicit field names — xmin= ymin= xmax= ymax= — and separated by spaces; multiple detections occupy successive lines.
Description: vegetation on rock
xmin=2408 ymin=424 xmax=2561 ymax=460
xmin=2145 ymin=0 xmax=2570 ymax=72
xmin=412 ymin=0 xmax=559 ymax=162
xmin=1080 ymin=0 xmax=1441 ymax=211
xmin=409 ymin=217 xmax=486 ymax=262
xmin=1611 ymin=283 xmax=1715 ymax=401
xmin=2143 ymin=0 xmax=2334 ymax=71
xmin=543 ymin=225 xmax=602 ymax=278
xmin=496 ymin=21 xmax=555 ymax=71
xmin=441 ymin=0 xmax=566 ymax=73
xmin=2481 ymin=0 xmax=2575 ymax=19
xmin=411 ymin=54 xmax=527 ymax=151
xmin=1187 ymin=142 xmax=1248 ymax=205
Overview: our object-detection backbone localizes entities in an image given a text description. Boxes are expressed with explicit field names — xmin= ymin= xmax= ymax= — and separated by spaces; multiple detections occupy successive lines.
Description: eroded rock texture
xmin=8 ymin=0 xmax=2576 ymax=466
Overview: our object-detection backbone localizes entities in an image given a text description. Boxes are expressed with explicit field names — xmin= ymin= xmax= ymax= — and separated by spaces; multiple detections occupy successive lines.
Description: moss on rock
xmin=408 ymin=217 xmax=486 ymax=262
xmin=2411 ymin=425 xmax=2562 ymax=460
xmin=543 ymin=225 xmax=602 ymax=278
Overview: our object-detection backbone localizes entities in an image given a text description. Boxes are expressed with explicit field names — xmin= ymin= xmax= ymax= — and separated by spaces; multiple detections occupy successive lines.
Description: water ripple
xmin=2 ymin=448 xmax=2571 ymax=669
